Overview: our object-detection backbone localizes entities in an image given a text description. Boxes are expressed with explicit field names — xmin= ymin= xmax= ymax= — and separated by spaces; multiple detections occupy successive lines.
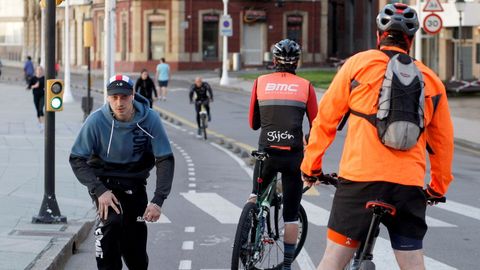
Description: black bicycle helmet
xmin=376 ymin=3 xmax=419 ymax=37
xmin=272 ymin=39 xmax=301 ymax=65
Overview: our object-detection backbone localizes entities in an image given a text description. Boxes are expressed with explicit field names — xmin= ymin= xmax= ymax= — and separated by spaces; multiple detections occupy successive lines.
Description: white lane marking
xmin=181 ymin=192 xmax=242 ymax=224
xmin=179 ymin=260 xmax=192 ymax=270
xmin=188 ymin=177 xmax=196 ymax=181
xmin=186 ymin=159 xmax=193 ymax=163
xmin=296 ymin=248 xmax=316 ymax=270
xmin=210 ymin=142 xmax=253 ymax=179
xmin=163 ymin=120 xmax=183 ymax=130
xmin=372 ymin=237 xmax=457 ymax=270
xmin=301 ymin=200 xmax=329 ymax=226
xmin=188 ymin=167 xmax=195 ymax=171
xmin=185 ymin=156 xmax=191 ymax=159
xmin=187 ymin=163 xmax=194 ymax=167
xmin=188 ymin=190 xmax=196 ymax=194
xmin=189 ymin=183 xmax=197 ymax=188
xmin=185 ymin=226 xmax=195 ymax=233
xmin=182 ymin=241 xmax=194 ymax=250
xmin=426 ymin=216 xmax=456 ymax=227
xmin=188 ymin=172 xmax=195 ymax=176
xmin=438 ymin=200 xmax=480 ymax=221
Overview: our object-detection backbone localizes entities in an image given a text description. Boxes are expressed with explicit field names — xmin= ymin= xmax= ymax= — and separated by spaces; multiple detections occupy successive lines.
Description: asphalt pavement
xmin=0 ymin=63 xmax=479 ymax=269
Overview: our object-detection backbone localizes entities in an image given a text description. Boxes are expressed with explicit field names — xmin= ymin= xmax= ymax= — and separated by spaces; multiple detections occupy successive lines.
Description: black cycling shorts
xmin=252 ymin=149 xmax=303 ymax=223
xmin=328 ymin=179 xmax=427 ymax=250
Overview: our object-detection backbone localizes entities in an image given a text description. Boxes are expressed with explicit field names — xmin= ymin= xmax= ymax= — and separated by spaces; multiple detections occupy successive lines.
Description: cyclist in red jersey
xmin=248 ymin=39 xmax=318 ymax=270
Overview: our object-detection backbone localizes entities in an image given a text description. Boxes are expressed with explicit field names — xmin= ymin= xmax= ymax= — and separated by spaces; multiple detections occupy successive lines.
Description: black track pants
xmin=93 ymin=186 xmax=148 ymax=270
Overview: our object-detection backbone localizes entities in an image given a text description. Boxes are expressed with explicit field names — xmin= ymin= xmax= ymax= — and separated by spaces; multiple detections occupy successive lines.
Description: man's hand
xmin=97 ymin=190 xmax=120 ymax=220
xmin=302 ymin=173 xmax=320 ymax=187
xmin=143 ymin=202 xmax=161 ymax=222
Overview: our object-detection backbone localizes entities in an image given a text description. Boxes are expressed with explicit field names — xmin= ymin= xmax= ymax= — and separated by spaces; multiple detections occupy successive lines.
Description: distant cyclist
xmin=248 ymin=39 xmax=318 ymax=270
xmin=301 ymin=4 xmax=454 ymax=270
xmin=189 ymin=76 xmax=213 ymax=136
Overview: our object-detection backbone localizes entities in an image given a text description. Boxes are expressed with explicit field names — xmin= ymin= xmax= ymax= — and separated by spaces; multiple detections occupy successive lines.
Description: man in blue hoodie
xmin=69 ymin=74 xmax=174 ymax=270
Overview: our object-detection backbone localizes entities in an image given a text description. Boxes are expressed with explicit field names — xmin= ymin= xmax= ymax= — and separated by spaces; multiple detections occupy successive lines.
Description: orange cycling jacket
xmin=301 ymin=46 xmax=454 ymax=196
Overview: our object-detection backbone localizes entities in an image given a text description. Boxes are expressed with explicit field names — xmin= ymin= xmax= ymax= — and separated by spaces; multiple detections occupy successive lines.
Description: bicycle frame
xmin=251 ymin=154 xmax=280 ymax=263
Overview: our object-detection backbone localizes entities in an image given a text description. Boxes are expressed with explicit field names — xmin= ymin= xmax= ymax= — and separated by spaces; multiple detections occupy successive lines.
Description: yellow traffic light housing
xmin=39 ymin=0 xmax=64 ymax=8
xmin=46 ymin=80 xmax=64 ymax=112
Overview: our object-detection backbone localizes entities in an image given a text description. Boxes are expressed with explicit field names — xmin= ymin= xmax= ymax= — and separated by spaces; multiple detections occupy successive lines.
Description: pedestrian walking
xmin=134 ymin=69 xmax=158 ymax=108
xmin=27 ymin=66 xmax=45 ymax=131
xmin=155 ymin=58 xmax=170 ymax=101
xmin=23 ymin=56 xmax=34 ymax=85
xmin=69 ymin=74 xmax=175 ymax=270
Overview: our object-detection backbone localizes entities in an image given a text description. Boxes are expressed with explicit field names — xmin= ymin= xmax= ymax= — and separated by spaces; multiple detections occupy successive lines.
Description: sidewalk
xmin=0 ymin=82 xmax=95 ymax=270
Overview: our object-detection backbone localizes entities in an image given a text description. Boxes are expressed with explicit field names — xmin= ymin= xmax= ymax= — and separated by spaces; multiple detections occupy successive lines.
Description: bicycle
xmin=231 ymin=150 xmax=310 ymax=270
xmin=197 ymin=100 xmax=209 ymax=140
xmin=311 ymin=174 xmax=446 ymax=270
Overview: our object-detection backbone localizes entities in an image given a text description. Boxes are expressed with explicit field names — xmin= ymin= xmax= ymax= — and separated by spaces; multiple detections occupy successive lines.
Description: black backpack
xmin=338 ymin=50 xmax=425 ymax=151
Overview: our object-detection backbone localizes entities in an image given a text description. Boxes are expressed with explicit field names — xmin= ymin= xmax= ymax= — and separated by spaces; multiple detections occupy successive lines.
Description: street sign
xmin=423 ymin=13 xmax=443 ymax=35
xmin=220 ymin=15 xmax=233 ymax=37
xmin=423 ymin=0 xmax=443 ymax=12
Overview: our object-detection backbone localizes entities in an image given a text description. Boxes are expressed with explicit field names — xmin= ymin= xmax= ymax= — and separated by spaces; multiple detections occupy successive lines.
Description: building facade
xmin=0 ymin=0 xmax=26 ymax=62
xmin=87 ymin=0 xmax=330 ymax=72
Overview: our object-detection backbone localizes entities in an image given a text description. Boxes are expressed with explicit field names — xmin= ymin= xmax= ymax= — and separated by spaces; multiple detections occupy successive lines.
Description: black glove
xmin=302 ymin=172 xmax=320 ymax=183
xmin=423 ymin=188 xmax=446 ymax=205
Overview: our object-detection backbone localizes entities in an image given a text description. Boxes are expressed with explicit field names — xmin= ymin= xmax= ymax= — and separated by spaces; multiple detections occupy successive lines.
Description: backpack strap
xmin=337 ymin=79 xmax=361 ymax=131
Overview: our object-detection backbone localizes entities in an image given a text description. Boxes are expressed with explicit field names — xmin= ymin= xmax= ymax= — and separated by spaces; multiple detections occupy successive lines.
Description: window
xmin=0 ymin=0 xmax=23 ymax=17
xmin=202 ymin=14 xmax=219 ymax=60
xmin=476 ymin=43 xmax=480 ymax=64
xmin=287 ymin=15 xmax=302 ymax=44
xmin=453 ymin=27 xmax=473 ymax=40
xmin=0 ymin=22 xmax=22 ymax=45
xmin=148 ymin=15 xmax=166 ymax=60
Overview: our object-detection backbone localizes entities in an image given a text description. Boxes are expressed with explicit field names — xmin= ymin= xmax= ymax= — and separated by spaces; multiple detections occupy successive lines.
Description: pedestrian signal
xmin=46 ymin=80 xmax=64 ymax=112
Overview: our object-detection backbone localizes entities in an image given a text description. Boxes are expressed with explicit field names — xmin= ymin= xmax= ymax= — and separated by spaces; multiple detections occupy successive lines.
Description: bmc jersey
xmin=249 ymin=72 xmax=318 ymax=151
xmin=301 ymin=46 xmax=454 ymax=196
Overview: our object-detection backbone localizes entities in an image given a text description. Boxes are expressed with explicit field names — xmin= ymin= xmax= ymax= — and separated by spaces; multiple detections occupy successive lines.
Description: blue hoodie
xmin=70 ymin=94 xmax=174 ymax=205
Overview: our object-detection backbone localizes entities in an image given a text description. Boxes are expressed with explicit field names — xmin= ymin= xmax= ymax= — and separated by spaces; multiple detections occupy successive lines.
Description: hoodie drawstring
xmin=137 ymin=123 xmax=154 ymax=139
xmin=107 ymin=119 xmax=115 ymax=157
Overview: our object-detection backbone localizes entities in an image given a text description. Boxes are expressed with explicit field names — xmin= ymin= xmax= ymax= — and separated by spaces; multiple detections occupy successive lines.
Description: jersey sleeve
xmin=301 ymin=60 xmax=353 ymax=176
xmin=249 ymin=79 xmax=260 ymax=130
xmin=425 ymin=87 xmax=454 ymax=197
xmin=306 ymin=83 xmax=318 ymax=128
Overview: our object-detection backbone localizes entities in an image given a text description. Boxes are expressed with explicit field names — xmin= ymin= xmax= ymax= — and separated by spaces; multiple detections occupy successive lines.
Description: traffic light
xmin=39 ymin=0 xmax=65 ymax=8
xmin=46 ymin=79 xmax=64 ymax=112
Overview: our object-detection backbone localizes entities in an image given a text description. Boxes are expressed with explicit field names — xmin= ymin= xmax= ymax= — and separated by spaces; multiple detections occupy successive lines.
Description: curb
xmin=24 ymin=218 xmax=95 ymax=270
xmin=454 ymin=138 xmax=480 ymax=154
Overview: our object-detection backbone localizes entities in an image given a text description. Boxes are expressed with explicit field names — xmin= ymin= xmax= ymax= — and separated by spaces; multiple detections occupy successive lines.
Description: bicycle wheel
xmin=231 ymin=202 xmax=258 ymax=270
xmin=243 ymin=201 xmax=308 ymax=270
xmin=200 ymin=114 xmax=208 ymax=140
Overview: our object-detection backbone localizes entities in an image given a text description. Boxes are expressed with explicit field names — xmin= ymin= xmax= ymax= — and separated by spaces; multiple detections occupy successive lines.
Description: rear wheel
xmin=231 ymin=202 xmax=258 ymax=270
xmin=231 ymin=201 xmax=308 ymax=270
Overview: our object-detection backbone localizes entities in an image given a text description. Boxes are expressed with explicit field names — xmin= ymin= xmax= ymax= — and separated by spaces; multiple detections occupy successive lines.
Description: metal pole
xmin=220 ymin=0 xmax=229 ymax=86
xmin=104 ymin=0 xmax=114 ymax=103
xmin=32 ymin=0 xmax=67 ymax=224
xmin=63 ymin=0 xmax=74 ymax=102
xmin=415 ymin=0 xmax=422 ymax=61
xmin=458 ymin=11 xmax=463 ymax=81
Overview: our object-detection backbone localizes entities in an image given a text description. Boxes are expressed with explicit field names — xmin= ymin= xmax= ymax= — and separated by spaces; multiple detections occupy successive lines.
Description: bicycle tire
xmin=359 ymin=260 xmax=375 ymax=270
xmin=231 ymin=202 xmax=258 ymax=270
xmin=200 ymin=114 xmax=208 ymax=140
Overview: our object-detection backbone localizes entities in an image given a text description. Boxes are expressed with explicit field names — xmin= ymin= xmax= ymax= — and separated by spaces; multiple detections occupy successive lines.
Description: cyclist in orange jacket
xmin=248 ymin=39 xmax=318 ymax=270
xmin=301 ymin=4 xmax=454 ymax=270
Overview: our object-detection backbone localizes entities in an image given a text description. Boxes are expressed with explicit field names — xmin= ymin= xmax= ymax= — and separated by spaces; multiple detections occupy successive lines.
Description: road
xmin=59 ymin=77 xmax=480 ymax=270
